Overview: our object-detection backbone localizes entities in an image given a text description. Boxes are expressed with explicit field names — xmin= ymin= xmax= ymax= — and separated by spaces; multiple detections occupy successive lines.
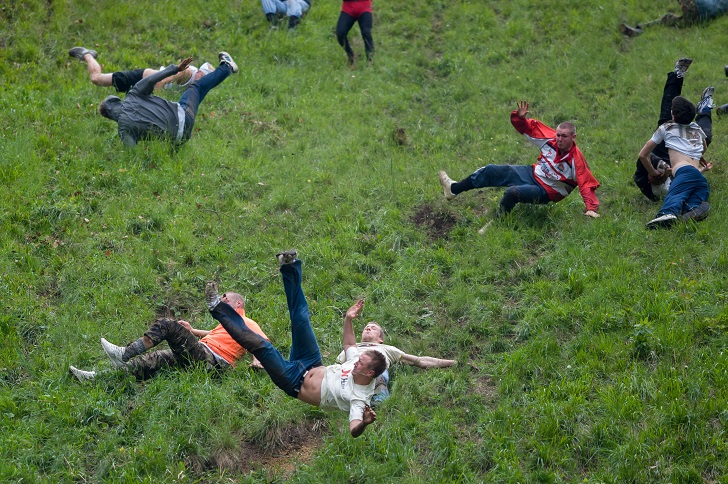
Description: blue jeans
xmin=657 ymin=165 xmax=709 ymax=217
xmin=179 ymin=63 xmax=232 ymax=140
xmin=210 ymin=259 xmax=322 ymax=397
xmin=463 ymin=164 xmax=550 ymax=213
xmin=261 ymin=0 xmax=309 ymax=17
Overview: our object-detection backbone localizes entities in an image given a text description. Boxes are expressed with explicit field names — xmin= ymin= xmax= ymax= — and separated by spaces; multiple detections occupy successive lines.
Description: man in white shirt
xmin=336 ymin=321 xmax=456 ymax=404
xmin=205 ymin=250 xmax=386 ymax=437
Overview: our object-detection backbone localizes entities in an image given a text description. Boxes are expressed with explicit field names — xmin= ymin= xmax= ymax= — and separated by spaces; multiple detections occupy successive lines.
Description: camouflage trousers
xmin=129 ymin=318 xmax=230 ymax=380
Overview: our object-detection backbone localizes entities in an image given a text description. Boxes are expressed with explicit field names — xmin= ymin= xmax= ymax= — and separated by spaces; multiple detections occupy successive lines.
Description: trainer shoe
xmin=68 ymin=46 xmax=98 ymax=62
xmin=100 ymin=338 xmax=127 ymax=369
xmin=276 ymin=249 xmax=298 ymax=266
xmin=205 ymin=281 xmax=221 ymax=310
xmin=646 ymin=213 xmax=678 ymax=229
xmin=674 ymin=58 xmax=692 ymax=78
xmin=680 ymin=201 xmax=710 ymax=222
xmin=438 ymin=171 xmax=456 ymax=200
xmin=697 ymin=86 xmax=715 ymax=113
xmin=619 ymin=23 xmax=643 ymax=37
xmin=716 ymin=103 xmax=728 ymax=116
xmin=69 ymin=365 xmax=96 ymax=381
xmin=218 ymin=52 xmax=238 ymax=74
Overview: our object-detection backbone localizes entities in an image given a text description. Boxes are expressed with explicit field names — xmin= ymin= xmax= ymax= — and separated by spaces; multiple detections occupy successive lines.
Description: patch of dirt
xmin=187 ymin=419 xmax=327 ymax=479
xmin=410 ymin=203 xmax=458 ymax=239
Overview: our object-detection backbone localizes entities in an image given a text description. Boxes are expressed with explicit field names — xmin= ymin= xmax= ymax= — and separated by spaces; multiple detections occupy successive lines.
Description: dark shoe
xmin=646 ymin=213 xmax=677 ymax=229
xmin=276 ymin=249 xmax=297 ymax=266
xmin=619 ymin=23 xmax=643 ymax=37
xmin=716 ymin=103 xmax=728 ymax=116
xmin=725 ymin=65 xmax=728 ymax=77
xmin=680 ymin=202 xmax=710 ymax=222
xmin=347 ymin=52 xmax=356 ymax=69
xmin=68 ymin=46 xmax=98 ymax=62
xmin=288 ymin=15 xmax=300 ymax=30
xmin=218 ymin=51 xmax=238 ymax=74
xmin=205 ymin=282 xmax=221 ymax=310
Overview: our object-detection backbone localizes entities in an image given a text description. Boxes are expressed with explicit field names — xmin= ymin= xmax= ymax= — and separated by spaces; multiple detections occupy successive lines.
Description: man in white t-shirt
xmin=336 ymin=321 xmax=456 ymax=404
xmin=205 ymin=250 xmax=387 ymax=438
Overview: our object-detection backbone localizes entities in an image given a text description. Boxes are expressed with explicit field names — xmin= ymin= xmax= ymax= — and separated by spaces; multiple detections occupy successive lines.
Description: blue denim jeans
xmin=464 ymin=164 xmax=550 ymax=213
xmin=210 ymin=259 xmax=322 ymax=397
xmin=179 ymin=63 xmax=232 ymax=140
xmin=261 ymin=0 xmax=309 ymax=17
xmin=657 ymin=165 xmax=710 ymax=217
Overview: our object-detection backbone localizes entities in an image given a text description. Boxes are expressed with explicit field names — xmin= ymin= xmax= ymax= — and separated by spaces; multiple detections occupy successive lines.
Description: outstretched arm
xmin=400 ymin=353 xmax=457 ymax=369
xmin=343 ymin=299 xmax=364 ymax=352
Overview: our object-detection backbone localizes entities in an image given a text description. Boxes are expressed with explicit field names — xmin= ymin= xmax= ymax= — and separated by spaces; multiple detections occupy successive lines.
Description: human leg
xmin=261 ymin=0 xmax=287 ymax=16
xmin=652 ymin=166 xmax=709 ymax=221
xmin=695 ymin=86 xmax=714 ymax=146
xmin=358 ymin=12 xmax=375 ymax=63
xmin=451 ymin=164 xmax=536 ymax=194
xmin=207 ymin=284 xmax=309 ymax=397
xmin=286 ymin=0 xmax=309 ymax=27
xmin=658 ymin=70 xmax=685 ymax=125
xmin=634 ymin=153 xmax=668 ymax=201
xmin=336 ymin=11 xmax=358 ymax=65
xmin=178 ymin=57 xmax=234 ymax=139
xmin=499 ymin=184 xmax=551 ymax=213
xmin=110 ymin=69 xmax=145 ymax=93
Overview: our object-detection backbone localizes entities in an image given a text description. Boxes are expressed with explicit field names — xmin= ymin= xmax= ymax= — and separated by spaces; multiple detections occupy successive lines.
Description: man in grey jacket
xmin=98 ymin=52 xmax=238 ymax=147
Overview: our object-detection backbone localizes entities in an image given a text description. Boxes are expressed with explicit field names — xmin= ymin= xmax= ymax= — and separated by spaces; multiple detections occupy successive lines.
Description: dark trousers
xmin=336 ymin=11 xmax=374 ymax=60
xmin=179 ymin=63 xmax=232 ymax=140
xmin=129 ymin=318 xmax=226 ymax=380
xmin=634 ymin=71 xmax=712 ymax=200
xmin=453 ymin=164 xmax=550 ymax=213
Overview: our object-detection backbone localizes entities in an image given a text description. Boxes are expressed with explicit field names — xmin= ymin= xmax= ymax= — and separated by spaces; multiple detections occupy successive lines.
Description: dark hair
xmin=99 ymin=95 xmax=122 ymax=121
xmin=363 ymin=350 xmax=387 ymax=378
xmin=671 ymin=96 xmax=696 ymax=124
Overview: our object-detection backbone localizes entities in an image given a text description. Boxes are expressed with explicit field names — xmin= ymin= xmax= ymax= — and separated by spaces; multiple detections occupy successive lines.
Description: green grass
xmin=2 ymin=0 xmax=728 ymax=481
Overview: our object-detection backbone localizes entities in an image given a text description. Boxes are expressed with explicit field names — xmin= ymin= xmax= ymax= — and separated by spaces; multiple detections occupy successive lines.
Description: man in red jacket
xmin=438 ymin=100 xmax=600 ymax=220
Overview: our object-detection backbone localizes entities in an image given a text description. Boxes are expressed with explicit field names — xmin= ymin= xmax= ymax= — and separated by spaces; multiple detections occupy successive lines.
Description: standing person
xmin=68 ymin=47 xmax=215 ymax=93
xmin=633 ymin=58 xmax=715 ymax=201
xmin=335 ymin=321 xmax=457 ymax=405
xmin=205 ymin=250 xmax=387 ymax=438
xmin=69 ymin=291 xmax=267 ymax=381
xmin=336 ymin=0 xmax=375 ymax=68
xmin=438 ymin=100 xmax=601 ymax=223
xmin=97 ymin=51 xmax=238 ymax=147
xmin=260 ymin=0 xmax=311 ymax=30
xmin=640 ymin=96 xmax=713 ymax=228
xmin=620 ymin=0 xmax=728 ymax=37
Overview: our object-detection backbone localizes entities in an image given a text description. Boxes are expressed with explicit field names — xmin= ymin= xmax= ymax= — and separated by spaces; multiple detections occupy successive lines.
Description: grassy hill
xmin=2 ymin=0 xmax=728 ymax=481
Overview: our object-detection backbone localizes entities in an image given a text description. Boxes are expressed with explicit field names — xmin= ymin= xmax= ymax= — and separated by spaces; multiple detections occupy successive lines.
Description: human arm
xmin=349 ymin=405 xmax=376 ymax=438
xmin=400 ymin=353 xmax=456 ymax=368
xmin=177 ymin=320 xmax=211 ymax=338
xmin=133 ymin=57 xmax=192 ymax=96
xmin=638 ymin=139 xmax=664 ymax=178
xmin=343 ymin=299 xmax=364 ymax=353
xmin=250 ymin=357 xmax=264 ymax=369
xmin=510 ymin=101 xmax=557 ymax=149
xmin=573 ymin=151 xmax=601 ymax=214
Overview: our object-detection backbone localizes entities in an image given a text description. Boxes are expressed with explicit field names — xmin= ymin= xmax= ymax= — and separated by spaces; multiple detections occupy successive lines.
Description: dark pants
xmin=336 ymin=11 xmax=374 ymax=61
xmin=452 ymin=164 xmax=550 ymax=213
xmin=129 ymin=318 xmax=226 ymax=380
xmin=210 ymin=259 xmax=323 ymax=397
xmin=179 ymin=63 xmax=232 ymax=140
xmin=634 ymin=71 xmax=712 ymax=200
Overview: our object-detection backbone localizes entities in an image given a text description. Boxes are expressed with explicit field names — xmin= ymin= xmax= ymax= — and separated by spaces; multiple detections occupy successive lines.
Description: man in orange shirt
xmin=69 ymin=291 xmax=267 ymax=381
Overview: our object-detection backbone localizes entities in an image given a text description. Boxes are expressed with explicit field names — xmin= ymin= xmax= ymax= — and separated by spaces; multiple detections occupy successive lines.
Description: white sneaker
xmin=674 ymin=58 xmax=692 ymax=78
xmin=69 ymin=365 xmax=96 ymax=381
xmin=438 ymin=171 xmax=455 ymax=200
xmin=218 ymin=51 xmax=238 ymax=74
xmin=101 ymin=338 xmax=127 ymax=369
xmin=477 ymin=221 xmax=492 ymax=235
xmin=646 ymin=213 xmax=677 ymax=229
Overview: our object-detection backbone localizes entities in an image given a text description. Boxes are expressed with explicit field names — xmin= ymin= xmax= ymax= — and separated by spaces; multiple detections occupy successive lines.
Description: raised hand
xmin=516 ymin=100 xmax=529 ymax=118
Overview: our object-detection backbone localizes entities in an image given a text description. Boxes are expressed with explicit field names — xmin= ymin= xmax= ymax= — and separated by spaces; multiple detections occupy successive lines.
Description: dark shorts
xmin=111 ymin=69 xmax=145 ymax=93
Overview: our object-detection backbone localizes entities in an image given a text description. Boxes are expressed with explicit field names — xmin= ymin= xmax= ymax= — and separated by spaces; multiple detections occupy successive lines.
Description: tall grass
xmin=2 ymin=0 xmax=728 ymax=481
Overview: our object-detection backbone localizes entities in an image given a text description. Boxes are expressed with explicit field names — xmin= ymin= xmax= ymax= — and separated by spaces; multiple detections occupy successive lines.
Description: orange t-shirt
xmin=200 ymin=308 xmax=267 ymax=366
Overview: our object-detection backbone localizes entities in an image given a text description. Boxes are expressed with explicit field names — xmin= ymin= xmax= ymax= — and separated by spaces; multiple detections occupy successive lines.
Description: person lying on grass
xmin=620 ymin=0 xmax=728 ymax=37
xmin=335 ymin=321 xmax=456 ymax=405
xmin=68 ymin=46 xmax=215 ymax=93
xmin=438 ymin=100 xmax=601 ymax=228
xmin=97 ymin=52 xmax=238 ymax=147
xmin=641 ymin=96 xmax=713 ymax=229
xmin=70 ymin=290 xmax=266 ymax=381
xmin=205 ymin=250 xmax=386 ymax=438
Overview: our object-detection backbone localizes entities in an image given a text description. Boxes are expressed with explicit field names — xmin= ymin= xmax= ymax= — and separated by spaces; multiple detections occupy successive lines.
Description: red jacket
xmin=510 ymin=111 xmax=600 ymax=212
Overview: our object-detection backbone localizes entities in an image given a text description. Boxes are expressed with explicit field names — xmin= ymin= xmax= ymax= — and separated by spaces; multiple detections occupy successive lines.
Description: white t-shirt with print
xmin=335 ymin=342 xmax=405 ymax=368
xmin=650 ymin=122 xmax=706 ymax=160
xmin=320 ymin=347 xmax=376 ymax=422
